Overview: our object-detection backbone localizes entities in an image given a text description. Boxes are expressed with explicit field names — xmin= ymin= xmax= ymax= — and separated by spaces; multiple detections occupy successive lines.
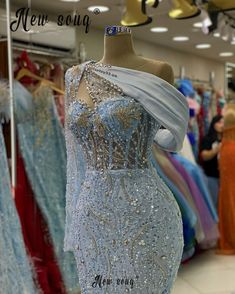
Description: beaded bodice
xmin=65 ymin=62 xmax=160 ymax=170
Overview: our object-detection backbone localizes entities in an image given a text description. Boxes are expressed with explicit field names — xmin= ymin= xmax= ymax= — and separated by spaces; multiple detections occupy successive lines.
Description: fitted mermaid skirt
xmin=72 ymin=168 xmax=183 ymax=293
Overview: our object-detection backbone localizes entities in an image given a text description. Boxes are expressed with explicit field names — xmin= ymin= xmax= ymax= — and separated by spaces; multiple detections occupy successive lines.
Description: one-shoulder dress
xmin=63 ymin=61 xmax=189 ymax=294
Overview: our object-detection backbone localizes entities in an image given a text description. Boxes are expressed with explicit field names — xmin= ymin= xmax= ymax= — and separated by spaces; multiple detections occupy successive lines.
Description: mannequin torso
xmin=76 ymin=32 xmax=174 ymax=109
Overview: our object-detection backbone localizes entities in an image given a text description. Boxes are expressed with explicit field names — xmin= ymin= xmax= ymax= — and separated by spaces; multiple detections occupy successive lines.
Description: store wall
xmin=76 ymin=28 xmax=225 ymax=91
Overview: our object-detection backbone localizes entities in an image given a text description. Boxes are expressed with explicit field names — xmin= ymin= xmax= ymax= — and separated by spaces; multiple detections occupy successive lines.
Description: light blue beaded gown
xmin=64 ymin=61 xmax=189 ymax=294
xmin=0 ymin=125 xmax=36 ymax=294
xmin=13 ymin=81 xmax=79 ymax=293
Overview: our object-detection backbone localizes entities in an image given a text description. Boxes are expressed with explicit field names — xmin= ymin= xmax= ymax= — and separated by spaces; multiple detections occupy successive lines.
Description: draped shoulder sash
xmin=90 ymin=61 xmax=189 ymax=152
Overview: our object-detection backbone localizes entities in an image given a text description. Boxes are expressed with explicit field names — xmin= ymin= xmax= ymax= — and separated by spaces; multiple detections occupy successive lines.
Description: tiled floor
xmin=172 ymin=250 xmax=235 ymax=294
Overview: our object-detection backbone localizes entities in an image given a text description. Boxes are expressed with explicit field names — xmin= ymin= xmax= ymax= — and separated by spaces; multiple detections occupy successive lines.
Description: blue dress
xmin=171 ymin=153 xmax=218 ymax=222
xmin=64 ymin=61 xmax=189 ymax=293
xmin=14 ymin=82 xmax=79 ymax=292
xmin=0 ymin=125 xmax=36 ymax=294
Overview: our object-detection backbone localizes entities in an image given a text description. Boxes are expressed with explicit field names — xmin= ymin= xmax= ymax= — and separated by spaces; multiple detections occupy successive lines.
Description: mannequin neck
xmin=99 ymin=33 xmax=137 ymax=66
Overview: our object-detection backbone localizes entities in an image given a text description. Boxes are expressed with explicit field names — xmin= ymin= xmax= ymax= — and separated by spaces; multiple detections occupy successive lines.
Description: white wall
xmin=76 ymin=28 xmax=225 ymax=91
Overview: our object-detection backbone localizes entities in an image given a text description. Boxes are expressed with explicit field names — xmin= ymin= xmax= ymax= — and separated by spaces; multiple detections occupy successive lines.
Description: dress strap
xmin=91 ymin=62 xmax=189 ymax=152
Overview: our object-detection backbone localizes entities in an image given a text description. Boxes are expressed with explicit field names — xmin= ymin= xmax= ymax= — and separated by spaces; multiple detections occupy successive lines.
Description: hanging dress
xmin=14 ymin=81 xmax=79 ymax=292
xmin=15 ymin=150 xmax=66 ymax=294
xmin=0 ymin=125 xmax=37 ymax=294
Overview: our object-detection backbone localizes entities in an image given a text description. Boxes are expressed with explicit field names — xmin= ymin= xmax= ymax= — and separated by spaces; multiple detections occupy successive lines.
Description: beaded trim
xmin=105 ymin=25 xmax=131 ymax=36
xmin=83 ymin=61 xmax=124 ymax=111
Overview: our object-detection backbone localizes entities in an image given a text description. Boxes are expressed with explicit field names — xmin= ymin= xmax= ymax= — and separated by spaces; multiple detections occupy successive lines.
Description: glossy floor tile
xmin=172 ymin=250 xmax=235 ymax=294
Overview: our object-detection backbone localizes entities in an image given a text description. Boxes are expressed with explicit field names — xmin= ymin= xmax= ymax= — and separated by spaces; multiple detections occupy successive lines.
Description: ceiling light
xmin=173 ymin=36 xmax=189 ymax=41
xmin=213 ymin=32 xmax=220 ymax=37
xmin=196 ymin=44 xmax=211 ymax=49
xmin=150 ymin=27 xmax=168 ymax=33
xmin=219 ymin=52 xmax=234 ymax=57
xmin=193 ymin=22 xmax=203 ymax=28
xmin=60 ymin=0 xmax=80 ymax=2
xmin=87 ymin=5 xmax=109 ymax=13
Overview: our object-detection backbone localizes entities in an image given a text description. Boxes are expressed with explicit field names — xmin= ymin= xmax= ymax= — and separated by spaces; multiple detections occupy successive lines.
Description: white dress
xmin=64 ymin=61 xmax=189 ymax=293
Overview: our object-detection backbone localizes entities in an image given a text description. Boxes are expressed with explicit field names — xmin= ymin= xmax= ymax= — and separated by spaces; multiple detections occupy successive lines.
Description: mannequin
xmin=76 ymin=29 xmax=174 ymax=109
xmin=64 ymin=25 xmax=189 ymax=293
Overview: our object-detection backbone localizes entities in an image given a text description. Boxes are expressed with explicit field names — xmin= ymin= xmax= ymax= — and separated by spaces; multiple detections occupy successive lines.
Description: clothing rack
xmin=12 ymin=39 xmax=73 ymax=58
xmin=175 ymin=76 xmax=211 ymax=85
xmin=4 ymin=13 xmax=75 ymax=187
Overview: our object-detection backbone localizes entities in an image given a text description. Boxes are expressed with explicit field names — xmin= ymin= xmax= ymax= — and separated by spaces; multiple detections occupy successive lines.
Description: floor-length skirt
xmin=72 ymin=168 xmax=183 ymax=294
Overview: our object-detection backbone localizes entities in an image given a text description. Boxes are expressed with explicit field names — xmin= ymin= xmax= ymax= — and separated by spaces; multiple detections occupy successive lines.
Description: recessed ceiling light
xmin=173 ymin=36 xmax=189 ymax=41
xmin=193 ymin=22 xmax=203 ymax=28
xmin=213 ymin=32 xmax=220 ymax=37
xmin=219 ymin=52 xmax=234 ymax=57
xmin=60 ymin=0 xmax=80 ymax=2
xmin=196 ymin=44 xmax=211 ymax=49
xmin=150 ymin=27 xmax=168 ymax=33
xmin=222 ymin=36 xmax=229 ymax=41
xmin=87 ymin=5 xmax=109 ymax=13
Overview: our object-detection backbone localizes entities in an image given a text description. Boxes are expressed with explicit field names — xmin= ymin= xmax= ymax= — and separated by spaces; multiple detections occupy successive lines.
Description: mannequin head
xmin=100 ymin=26 xmax=137 ymax=65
